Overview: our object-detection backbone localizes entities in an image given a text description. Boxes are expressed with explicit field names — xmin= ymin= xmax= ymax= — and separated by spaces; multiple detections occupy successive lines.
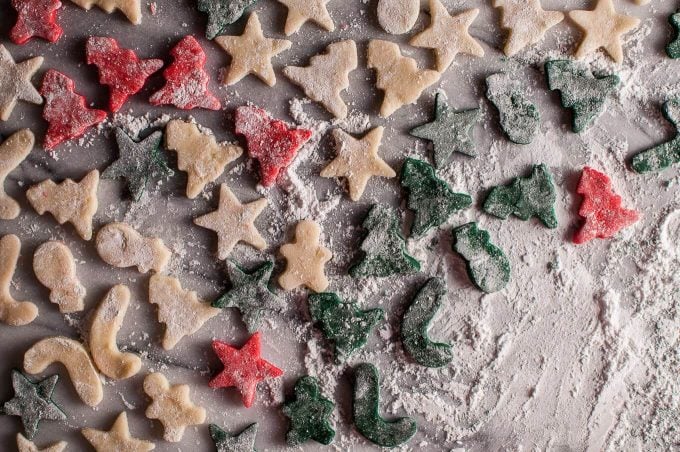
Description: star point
xmin=493 ymin=0 xmax=564 ymax=56
xmin=82 ymin=412 xmax=155 ymax=452
xmin=16 ymin=433 xmax=66 ymax=452
xmin=0 ymin=45 xmax=43 ymax=121
xmin=209 ymin=423 xmax=258 ymax=452
xmin=276 ymin=0 xmax=334 ymax=35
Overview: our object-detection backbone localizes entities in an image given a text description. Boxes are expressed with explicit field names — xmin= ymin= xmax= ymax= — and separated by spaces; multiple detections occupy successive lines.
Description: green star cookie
xmin=631 ymin=99 xmax=680 ymax=173
xmin=401 ymin=158 xmax=472 ymax=237
xmin=486 ymin=73 xmax=539 ymax=145
xmin=308 ymin=292 xmax=383 ymax=361
xmin=198 ymin=0 xmax=259 ymax=39
xmin=282 ymin=376 xmax=335 ymax=446
xmin=667 ymin=11 xmax=680 ymax=59
xmin=2 ymin=370 xmax=66 ymax=439
xmin=209 ymin=423 xmax=257 ymax=452
xmin=452 ymin=222 xmax=510 ymax=294
xmin=410 ymin=93 xmax=479 ymax=167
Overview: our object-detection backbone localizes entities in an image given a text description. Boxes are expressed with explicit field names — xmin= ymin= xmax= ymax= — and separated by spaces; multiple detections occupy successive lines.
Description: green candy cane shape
xmin=282 ymin=376 xmax=335 ymax=446
xmin=452 ymin=223 xmax=510 ymax=293
xmin=352 ymin=363 xmax=417 ymax=448
xmin=400 ymin=278 xmax=452 ymax=368
xmin=197 ymin=0 xmax=259 ymax=39
xmin=485 ymin=73 xmax=540 ymax=145
xmin=631 ymin=99 xmax=680 ymax=173
xmin=667 ymin=12 xmax=680 ymax=59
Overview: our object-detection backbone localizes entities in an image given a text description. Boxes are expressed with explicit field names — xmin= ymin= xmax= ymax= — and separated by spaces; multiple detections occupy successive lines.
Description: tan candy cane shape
xmin=0 ymin=129 xmax=33 ymax=220
xmin=33 ymin=241 xmax=86 ymax=313
xmin=0 ymin=234 xmax=38 ymax=326
xmin=95 ymin=222 xmax=171 ymax=273
xmin=23 ymin=337 xmax=103 ymax=406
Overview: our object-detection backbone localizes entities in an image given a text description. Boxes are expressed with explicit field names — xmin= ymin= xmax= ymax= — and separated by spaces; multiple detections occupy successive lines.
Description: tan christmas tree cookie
xmin=279 ymin=220 xmax=332 ymax=292
xmin=165 ymin=119 xmax=243 ymax=198
xmin=493 ymin=0 xmax=564 ymax=56
xmin=68 ymin=0 xmax=142 ymax=24
xmin=82 ymin=412 xmax=154 ymax=452
xmin=0 ymin=235 xmax=38 ymax=326
xmin=33 ymin=241 xmax=86 ymax=313
xmin=16 ymin=433 xmax=67 ymax=452
xmin=276 ymin=0 xmax=334 ymax=35
xmin=95 ymin=222 xmax=171 ymax=273
xmin=0 ymin=45 xmax=43 ymax=122
xmin=0 ymin=129 xmax=33 ymax=220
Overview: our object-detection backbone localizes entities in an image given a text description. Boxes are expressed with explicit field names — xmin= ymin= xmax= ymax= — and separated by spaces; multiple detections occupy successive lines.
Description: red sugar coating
xmin=149 ymin=35 xmax=221 ymax=111
xmin=10 ymin=0 xmax=63 ymax=45
xmin=40 ymin=70 xmax=107 ymax=151
xmin=86 ymin=37 xmax=164 ymax=113
xmin=235 ymin=105 xmax=312 ymax=187
xmin=573 ymin=166 xmax=640 ymax=244
xmin=208 ymin=332 xmax=283 ymax=408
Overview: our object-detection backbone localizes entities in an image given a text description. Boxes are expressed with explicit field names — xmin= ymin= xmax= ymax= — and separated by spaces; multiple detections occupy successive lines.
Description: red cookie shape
xmin=10 ymin=0 xmax=63 ymax=45
xmin=149 ymin=35 xmax=221 ymax=111
xmin=86 ymin=37 xmax=164 ymax=113
xmin=40 ymin=70 xmax=107 ymax=151
xmin=573 ymin=166 xmax=640 ymax=244
xmin=209 ymin=332 xmax=283 ymax=408
xmin=235 ymin=105 xmax=312 ymax=187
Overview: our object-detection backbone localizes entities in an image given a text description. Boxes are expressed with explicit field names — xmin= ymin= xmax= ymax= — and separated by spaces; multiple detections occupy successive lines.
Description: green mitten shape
xmin=486 ymin=73 xmax=540 ymax=145
xmin=282 ymin=376 xmax=335 ymax=446
xmin=452 ymin=222 xmax=510 ymax=293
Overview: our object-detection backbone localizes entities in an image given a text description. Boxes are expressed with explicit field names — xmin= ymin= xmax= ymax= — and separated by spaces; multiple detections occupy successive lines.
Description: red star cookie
xmin=10 ymin=0 xmax=63 ymax=45
xmin=208 ymin=332 xmax=283 ymax=408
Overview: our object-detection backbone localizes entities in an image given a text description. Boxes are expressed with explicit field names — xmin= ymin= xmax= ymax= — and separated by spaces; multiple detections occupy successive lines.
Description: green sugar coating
xmin=409 ymin=93 xmax=480 ymax=167
xmin=632 ymin=99 xmax=680 ymax=173
xmin=452 ymin=222 xmax=510 ymax=294
xmin=212 ymin=260 xmax=282 ymax=333
xmin=401 ymin=158 xmax=472 ymax=237
xmin=667 ymin=12 xmax=680 ymax=58
xmin=198 ymin=0 xmax=259 ymax=39
xmin=483 ymin=164 xmax=557 ymax=228
xmin=350 ymin=205 xmax=420 ymax=278
xmin=545 ymin=60 xmax=619 ymax=133
xmin=2 ymin=370 xmax=66 ymax=439
xmin=485 ymin=73 xmax=540 ymax=145
xmin=209 ymin=423 xmax=257 ymax=452
xmin=400 ymin=278 xmax=452 ymax=368
xmin=101 ymin=128 xmax=171 ymax=202
xmin=308 ymin=292 xmax=383 ymax=361
xmin=352 ymin=363 xmax=417 ymax=448
xmin=282 ymin=376 xmax=335 ymax=446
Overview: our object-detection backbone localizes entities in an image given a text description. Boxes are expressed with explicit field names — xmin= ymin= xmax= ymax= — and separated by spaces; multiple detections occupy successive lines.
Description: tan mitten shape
xmin=33 ymin=241 xmax=86 ymax=313
xmin=96 ymin=222 xmax=171 ymax=273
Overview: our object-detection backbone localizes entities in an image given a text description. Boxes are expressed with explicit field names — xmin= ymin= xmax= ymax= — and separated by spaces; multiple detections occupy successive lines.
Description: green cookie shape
xmin=483 ymin=164 xmax=557 ymax=228
xmin=452 ymin=222 xmax=510 ymax=293
xmin=352 ymin=363 xmax=417 ymax=448
xmin=631 ymin=99 xmax=680 ymax=173
xmin=209 ymin=423 xmax=257 ymax=452
xmin=308 ymin=292 xmax=383 ymax=361
xmin=350 ymin=205 xmax=420 ymax=278
xmin=282 ymin=376 xmax=335 ymax=446
xmin=410 ymin=93 xmax=479 ymax=167
xmin=401 ymin=158 xmax=472 ymax=237
xmin=401 ymin=278 xmax=452 ymax=368
xmin=667 ymin=12 xmax=680 ymax=58
xmin=2 ymin=370 xmax=66 ymax=439
xmin=486 ymin=73 xmax=539 ymax=145
xmin=545 ymin=60 xmax=619 ymax=133
xmin=198 ymin=0 xmax=259 ymax=39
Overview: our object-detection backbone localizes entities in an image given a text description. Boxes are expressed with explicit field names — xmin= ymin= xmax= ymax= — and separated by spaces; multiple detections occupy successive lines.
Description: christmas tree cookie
xmin=486 ymin=73 xmax=539 ymax=144
xmin=667 ymin=12 xmax=680 ymax=58
xmin=282 ymin=376 xmax=335 ymax=446
xmin=631 ymin=99 xmax=680 ymax=173
xmin=452 ymin=222 xmax=510 ymax=293
xmin=198 ymin=0 xmax=259 ymax=39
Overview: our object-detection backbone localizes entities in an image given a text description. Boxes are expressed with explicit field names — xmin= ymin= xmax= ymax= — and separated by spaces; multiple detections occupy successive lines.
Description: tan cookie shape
xmin=68 ymin=0 xmax=141 ymax=24
xmin=277 ymin=0 xmax=334 ymax=35
xmin=16 ymin=433 xmax=67 ymax=452
xmin=279 ymin=220 xmax=332 ymax=292
xmin=492 ymin=0 xmax=564 ymax=56
xmin=568 ymin=0 xmax=640 ymax=64
xmin=26 ymin=169 xmax=99 ymax=241
xmin=165 ymin=120 xmax=243 ymax=199
xmin=82 ymin=412 xmax=155 ymax=452
xmin=33 ymin=241 xmax=86 ymax=313
xmin=377 ymin=0 xmax=419 ymax=35
xmin=95 ymin=222 xmax=170 ymax=273
xmin=90 ymin=285 xmax=142 ymax=380
xmin=283 ymin=40 xmax=358 ymax=119
xmin=0 ymin=129 xmax=33 ymax=219
xmin=148 ymin=273 xmax=220 ymax=350
xmin=214 ymin=13 xmax=292 ymax=87
xmin=367 ymin=40 xmax=441 ymax=118
xmin=24 ymin=336 xmax=103 ymax=407
xmin=194 ymin=184 xmax=267 ymax=260
xmin=410 ymin=1 xmax=484 ymax=72
xmin=320 ymin=126 xmax=395 ymax=201
xmin=0 ymin=234 xmax=38 ymax=326
xmin=0 ymin=45 xmax=43 ymax=122
xmin=143 ymin=372 xmax=206 ymax=442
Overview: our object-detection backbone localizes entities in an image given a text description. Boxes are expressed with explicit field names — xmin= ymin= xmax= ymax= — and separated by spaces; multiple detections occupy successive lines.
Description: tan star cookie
xmin=410 ymin=0 xmax=484 ymax=72
xmin=69 ymin=0 xmax=142 ymax=24
xmin=144 ymin=372 xmax=206 ymax=442
xmin=493 ymin=0 xmax=564 ymax=56
xmin=276 ymin=0 xmax=334 ymax=35
xmin=82 ymin=412 xmax=154 ymax=452
xmin=0 ymin=235 xmax=38 ymax=326
xmin=33 ymin=241 xmax=86 ymax=313
xmin=96 ymin=222 xmax=171 ymax=273
xmin=215 ymin=13 xmax=291 ymax=87
xmin=283 ymin=40 xmax=357 ymax=119
xmin=0 ymin=129 xmax=33 ymax=219
xmin=569 ymin=0 xmax=640 ymax=63
xmin=279 ymin=220 xmax=332 ymax=292
xmin=0 ymin=45 xmax=43 ymax=121
xmin=367 ymin=40 xmax=441 ymax=118
xmin=26 ymin=169 xmax=99 ymax=241
xmin=165 ymin=120 xmax=243 ymax=198
xmin=16 ymin=433 xmax=66 ymax=452
xmin=194 ymin=184 xmax=267 ymax=260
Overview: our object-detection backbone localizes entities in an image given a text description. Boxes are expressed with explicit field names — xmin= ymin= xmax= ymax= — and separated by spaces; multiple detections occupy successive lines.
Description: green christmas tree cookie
xmin=198 ymin=0 xmax=259 ymax=39
xmin=409 ymin=93 xmax=480 ymax=167
xmin=483 ymin=164 xmax=557 ymax=228
xmin=349 ymin=205 xmax=420 ymax=278
xmin=545 ymin=60 xmax=619 ymax=133
xmin=352 ymin=363 xmax=417 ymax=448
xmin=209 ymin=423 xmax=257 ymax=452
xmin=486 ymin=72 xmax=540 ymax=145
xmin=631 ymin=99 xmax=680 ymax=173
xmin=401 ymin=158 xmax=472 ymax=237
xmin=667 ymin=12 xmax=680 ymax=58
xmin=282 ymin=376 xmax=335 ymax=446
xmin=452 ymin=222 xmax=510 ymax=293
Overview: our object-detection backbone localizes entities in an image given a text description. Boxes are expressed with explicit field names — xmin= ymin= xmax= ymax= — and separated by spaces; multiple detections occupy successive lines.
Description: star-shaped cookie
xmin=209 ymin=423 xmax=258 ymax=452
xmin=410 ymin=1 xmax=484 ymax=72
xmin=320 ymin=127 xmax=396 ymax=201
xmin=82 ymin=412 xmax=155 ymax=452
xmin=568 ymin=0 xmax=640 ymax=63
xmin=215 ymin=13 xmax=291 ymax=86
xmin=16 ymin=433 xmax=66 ymax=452
xmin=276 ymin=0 xmax=334 ymax=35
xmin=278 ymin=220 xmax=332 ymax=292
xmin=0 ymin=45 xmax=43 ymax=121
xmin=493 ymin=0 xmax=564 ymax=56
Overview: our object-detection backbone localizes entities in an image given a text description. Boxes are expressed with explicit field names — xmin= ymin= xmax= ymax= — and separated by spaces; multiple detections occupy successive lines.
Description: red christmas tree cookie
xmin=10 ymin=0 xmax=63 ymax=45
